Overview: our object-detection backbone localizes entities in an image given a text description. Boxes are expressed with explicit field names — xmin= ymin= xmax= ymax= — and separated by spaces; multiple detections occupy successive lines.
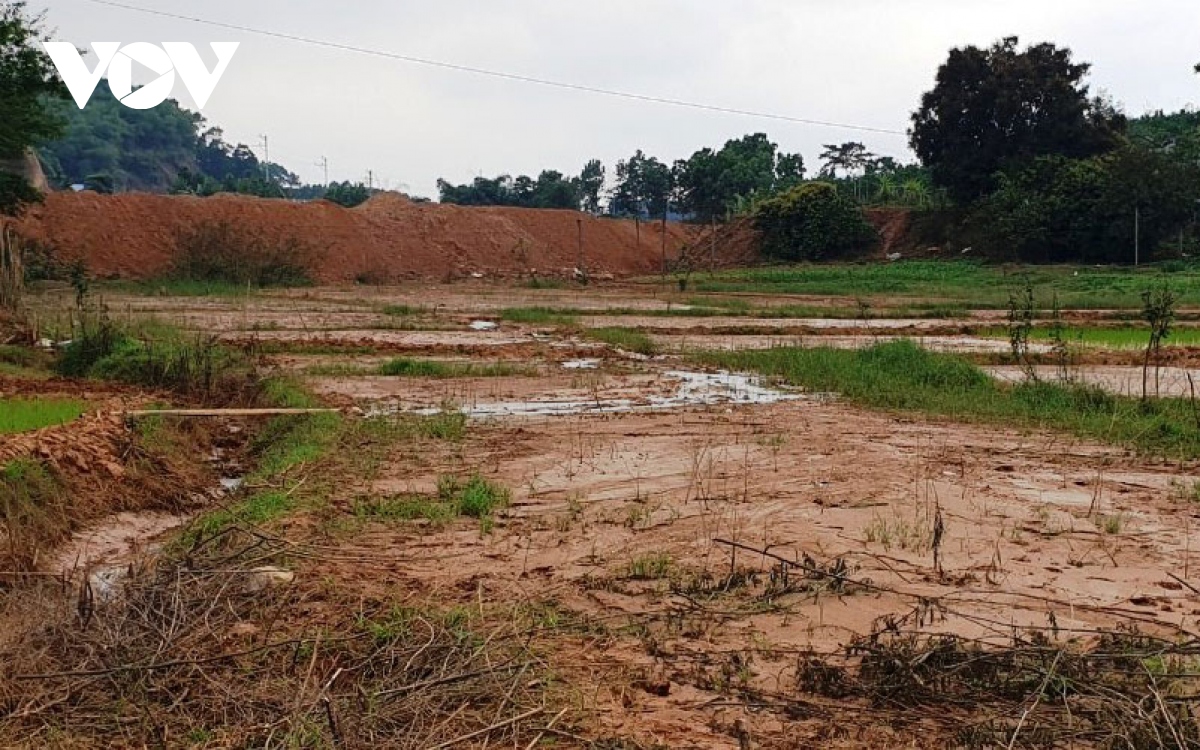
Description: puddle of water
xmin=51 ymin=511 xmax=187 ymax=576
xmin=470 ymin=321 xmax=498 ymax=331
xmin=562 ymin=359 xmax=601 ymax=370
xmin=373 ymin=370 xmax=812 ymax=420
xmin=653 ymin=371 xmax=804 ymax=408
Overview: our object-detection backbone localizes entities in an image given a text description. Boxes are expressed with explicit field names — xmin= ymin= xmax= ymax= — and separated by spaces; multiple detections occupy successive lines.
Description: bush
xmin=753 ymin=182 xmax=879 ymax=261
xmin=170 ymin=220 xmax=319 ymax=287
xmin=57 ymin=313 xmax=252 ymax=400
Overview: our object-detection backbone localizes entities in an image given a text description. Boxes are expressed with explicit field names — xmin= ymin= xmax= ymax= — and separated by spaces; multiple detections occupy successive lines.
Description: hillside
xmin=17 ymin=192 xmax=703 ymax=283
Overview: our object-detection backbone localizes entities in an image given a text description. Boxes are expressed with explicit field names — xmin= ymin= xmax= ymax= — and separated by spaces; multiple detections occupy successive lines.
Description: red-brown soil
xmin=17 ymin=191 xmax=705 ymax=283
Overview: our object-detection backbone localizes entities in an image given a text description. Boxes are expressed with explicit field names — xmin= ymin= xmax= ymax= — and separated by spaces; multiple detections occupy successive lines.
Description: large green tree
xmin=578 ymin=159 xmax=605 ymax=214
xmin=611 ymin=150 xmax=672 ymax=218
xmin=910 ymin=37 xmax=1125 ymax=203
xmin=0 ymin=1 xmax=64 ymax=215
xmin=818 ymin=142 xmax=874 ymax=179
xmin=673 ymin=133 xmax=805 ymax=222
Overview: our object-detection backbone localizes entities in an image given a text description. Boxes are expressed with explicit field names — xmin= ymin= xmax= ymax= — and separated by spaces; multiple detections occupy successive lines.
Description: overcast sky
xmin=44 ymin=0 xmax=1200 ymax=197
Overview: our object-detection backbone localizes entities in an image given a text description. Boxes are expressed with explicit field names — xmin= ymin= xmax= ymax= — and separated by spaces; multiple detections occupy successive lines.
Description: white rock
xmin=246 ymin=566 xmax=295 ymax=592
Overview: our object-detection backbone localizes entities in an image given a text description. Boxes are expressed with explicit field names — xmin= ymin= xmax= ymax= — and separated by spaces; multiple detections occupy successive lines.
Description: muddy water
xmin=371 ymin=370 xmax=812 ymax=420
xmin=51 ymin=511 xmax=186 ymax=575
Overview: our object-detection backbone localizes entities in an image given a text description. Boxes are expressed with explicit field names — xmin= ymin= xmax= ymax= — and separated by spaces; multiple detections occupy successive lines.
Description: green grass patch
xmin=977 ymin=325 xmax=1200 ymax=350
xmin=377 ymin=358 xmax=532 ymax=378
xmin=0 ymin=398 xmax=87 ymax=434
xmin=259 ymin=376 xmax=320 ymax=409
xmin=352 ymin=473 xmax=509 ymax=532
xmin=585 ymin=327 xmax=658 ymax=356
xmin=501 ymin=307 xmax=580 ymax=327
xmin=689 ymin=261 xmax=1200 ymax=310
xmin=628 ymin=553 xmax=674 ymax=580
xmin=698 ymin=339 xmax=1200 ymax=459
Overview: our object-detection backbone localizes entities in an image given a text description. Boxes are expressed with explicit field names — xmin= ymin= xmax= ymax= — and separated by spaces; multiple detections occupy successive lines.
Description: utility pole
xmin=1135 ymin=205 xmax=1140 ymax=267
xmin=257 ymin=134 xmax=269 ymax=181
xmin=710 ymin=217 xmax=717 ymax=273
xmin=660 ymin=199 xmax=668 ymax=275
xmin=577 ymin=217 xmax=584 ymax=275
xmin=367 ymin=169 xmax=374 ymax=191
xmin=316 ymin=156 xmax=329 ymax=186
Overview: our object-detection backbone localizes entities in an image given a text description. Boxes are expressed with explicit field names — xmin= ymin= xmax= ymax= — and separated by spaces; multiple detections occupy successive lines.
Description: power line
xmin=79 ymin=0 xmax=907 ymax=137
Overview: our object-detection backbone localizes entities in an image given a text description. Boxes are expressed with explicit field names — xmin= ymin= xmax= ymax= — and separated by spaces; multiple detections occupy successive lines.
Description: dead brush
xmin=788 ymin=623 xmax=1200 ymax=749
xmin=0 ymin=528 xmax=577 ymax=748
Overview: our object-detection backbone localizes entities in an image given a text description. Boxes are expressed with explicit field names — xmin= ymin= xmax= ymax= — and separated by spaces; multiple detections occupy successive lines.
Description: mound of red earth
xmin=17 ymin=191 xmax=705 ymax=283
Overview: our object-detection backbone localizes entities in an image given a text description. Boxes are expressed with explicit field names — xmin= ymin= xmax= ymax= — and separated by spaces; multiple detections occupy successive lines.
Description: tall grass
xmin=0 ymin=398 xmax=86 ymax=434
xmin=56 ymin=314 xmax=251 ymax=400
xmin=699 ymin=340 xmax=1200 ymax=459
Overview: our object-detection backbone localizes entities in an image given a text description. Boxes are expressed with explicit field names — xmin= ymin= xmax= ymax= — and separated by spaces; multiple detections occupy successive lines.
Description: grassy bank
xmin=184 ymin=377 xmax=471 ymax=543
xmin=698 ymin=339 xmax=1200 ymax=459
xmin=688 ymin=261 xmax=1200 ymax=309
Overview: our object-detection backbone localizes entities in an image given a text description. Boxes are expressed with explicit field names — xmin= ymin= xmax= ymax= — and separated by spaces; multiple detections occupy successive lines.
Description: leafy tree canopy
xmin=977 ymin=142 xmax=1200 ymax=264
xmin=0 ymin=1 xmax=65 ymax=215
xmin=753 ymin=182 xmax=879 ymax=261
xmin=911 ymin=37 xmax=1126 ymax=203
xmin=673 ymin=133 xmax=805 ymax=222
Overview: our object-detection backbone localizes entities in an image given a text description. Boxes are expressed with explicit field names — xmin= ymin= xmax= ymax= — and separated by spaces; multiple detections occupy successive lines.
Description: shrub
xmin=753 ymin=182 xmax=879 ymax=261
xmin=170 ymin=220 xmax=319 ymax=287
xmin=57 ymin=313 xmax=251 ymax=400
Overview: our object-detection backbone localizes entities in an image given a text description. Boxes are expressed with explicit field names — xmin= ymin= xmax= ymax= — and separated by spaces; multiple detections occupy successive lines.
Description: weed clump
xmin=56 ymin=313 xmax=252 ymax=401
xmin=170 ymin=220 xmax=320 ymax=288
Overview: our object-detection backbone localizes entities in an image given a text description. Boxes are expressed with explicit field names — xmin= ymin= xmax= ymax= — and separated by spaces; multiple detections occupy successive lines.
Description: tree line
xmin=4 ymin=0 xmax=1200 ymax=265
xmin=436 ymin=133 xmax=938 ymax=219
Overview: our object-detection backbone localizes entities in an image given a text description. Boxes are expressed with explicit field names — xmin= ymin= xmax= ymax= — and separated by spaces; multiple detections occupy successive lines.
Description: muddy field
xmin=9 ymin=281 xmax=1200 ymax=748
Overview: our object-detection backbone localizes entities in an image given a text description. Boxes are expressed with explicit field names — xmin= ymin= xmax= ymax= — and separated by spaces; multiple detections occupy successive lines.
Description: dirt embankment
xmin=17 ymin=192 xmax=708 ymax=283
